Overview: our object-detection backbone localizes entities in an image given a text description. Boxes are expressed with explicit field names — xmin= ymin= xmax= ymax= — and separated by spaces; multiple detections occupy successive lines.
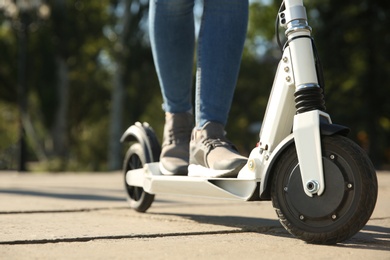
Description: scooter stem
xmin=282 ymin=0 xmax=327 ymax=197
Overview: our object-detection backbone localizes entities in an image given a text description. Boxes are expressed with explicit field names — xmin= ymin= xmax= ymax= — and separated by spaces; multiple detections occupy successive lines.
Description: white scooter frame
xmin=124 ymin=0 xmax=341 ymax=200
xmin=121 ymin=0 xmax=377 ymax=244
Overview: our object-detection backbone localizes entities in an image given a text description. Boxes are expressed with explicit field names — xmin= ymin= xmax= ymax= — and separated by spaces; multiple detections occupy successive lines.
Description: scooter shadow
xmin=149 ymin=211 xmax=390 ymax=250
xmin=149 ymin=211 xmax=293 ymax=239
xmin=338 ymin=225 xmax=390 ymax=251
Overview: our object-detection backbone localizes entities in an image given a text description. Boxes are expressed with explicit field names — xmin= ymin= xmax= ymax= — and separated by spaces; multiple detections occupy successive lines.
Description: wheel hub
xmin=286 ymin=158 xmax=346 ymax=219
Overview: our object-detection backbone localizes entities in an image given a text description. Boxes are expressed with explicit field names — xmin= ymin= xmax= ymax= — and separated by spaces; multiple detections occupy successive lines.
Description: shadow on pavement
xmin=150 ymin=212 xmax=390 ymax=251
xmin=0 ymin=188 xmax=125 ymax=202
xmin=150 ymin=212 xmax=292 ymax=237
xmin=339 ymin=224 xmax=390 ymax=251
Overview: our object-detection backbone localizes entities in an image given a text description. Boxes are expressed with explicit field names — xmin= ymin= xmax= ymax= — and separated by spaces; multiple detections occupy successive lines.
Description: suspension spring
xmin=294 ymin=87 xmax=326 ymax=114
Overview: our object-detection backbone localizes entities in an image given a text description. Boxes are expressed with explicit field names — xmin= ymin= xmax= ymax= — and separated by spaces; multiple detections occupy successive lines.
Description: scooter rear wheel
xmin=271 ymin=135 xmax=377 ymax=244
xmin=123 ymin=143 xmax=155 ymax=212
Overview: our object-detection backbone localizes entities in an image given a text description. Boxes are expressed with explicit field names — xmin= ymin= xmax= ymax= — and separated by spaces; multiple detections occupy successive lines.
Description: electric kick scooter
xmin=120 ymin=0 xmax=378 ymax=244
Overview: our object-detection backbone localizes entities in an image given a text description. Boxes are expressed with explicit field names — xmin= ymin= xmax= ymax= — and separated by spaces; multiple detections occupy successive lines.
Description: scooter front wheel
xmin=271 ymin=135 xmax=378 ymax=244
xmin=123 ymin=143 xmax=155 ymax=212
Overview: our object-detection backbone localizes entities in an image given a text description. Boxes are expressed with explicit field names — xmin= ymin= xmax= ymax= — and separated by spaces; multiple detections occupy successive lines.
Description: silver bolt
xmin=265 ymin=155 xmax=269 ymax=160
xmin=332 ymin=214 xmax=337 ymax=220
xmin=284 ymin=187 xmax=288 ymax=192
xmin=347 ymin=183 xmax=353 ymax=189
xmin=299 ymin=215 xmax=305 ymax=220
xmin=330 ymin=154 xmax=335 ymax=160
xmin=283 ymin=57 xmax=288 ymax=63
xmin=248 ymin=160 xmax=255 ymax=170
xmin=286 ymin=76 xmax=291 ymax=82
xmin=306 ymin=180 xmax=320 ymax=193
xmin=284 ymin=66 xmax=290 ymax=72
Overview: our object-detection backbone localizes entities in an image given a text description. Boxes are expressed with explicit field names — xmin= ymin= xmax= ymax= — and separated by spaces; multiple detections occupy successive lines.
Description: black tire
xmin=271 ymin=135 xmax=378 ymax=244
xmin=123 ymin=143 xmax=155 ymax=212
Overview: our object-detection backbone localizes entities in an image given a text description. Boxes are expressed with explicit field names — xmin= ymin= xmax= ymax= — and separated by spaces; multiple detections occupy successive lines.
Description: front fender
xmin=320 ymin=122 xmax=350 ymax=136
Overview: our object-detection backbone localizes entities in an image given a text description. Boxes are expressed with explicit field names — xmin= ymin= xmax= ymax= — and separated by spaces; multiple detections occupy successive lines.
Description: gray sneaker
xmin=189 ymin=122 xmax=247 ymax=178
xmin=159 ymin=112 xmax=193 ymax=175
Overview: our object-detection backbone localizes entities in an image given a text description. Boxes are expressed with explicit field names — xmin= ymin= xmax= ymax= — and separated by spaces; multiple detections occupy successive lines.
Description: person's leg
xmin=190 ymin=0 xmax=249 ymax=177
xmin=149 ymin=0 xmax=196 ymax=175
xmin=195 ymin=0 xmax=249 ymax=127
xmin=149 ymin=0 xmax=195 ymax=114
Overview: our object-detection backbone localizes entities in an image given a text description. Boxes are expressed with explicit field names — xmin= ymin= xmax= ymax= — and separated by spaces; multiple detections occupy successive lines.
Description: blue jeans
xmin=149 ymin=0 xmax=248 ymax=128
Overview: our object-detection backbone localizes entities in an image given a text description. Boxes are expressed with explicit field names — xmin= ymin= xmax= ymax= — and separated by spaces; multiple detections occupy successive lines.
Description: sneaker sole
xmin=159 ymin=162 xmax=188 ymax=176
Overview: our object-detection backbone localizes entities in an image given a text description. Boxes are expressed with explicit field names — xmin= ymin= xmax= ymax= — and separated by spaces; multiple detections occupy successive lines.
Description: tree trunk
xmin=51 ymin=56 xmax=69 ymax=159
xmin=107 ymin=0 xmax=132 ymax=170
xmin=48 ymin=0 xmax=69 ymax=167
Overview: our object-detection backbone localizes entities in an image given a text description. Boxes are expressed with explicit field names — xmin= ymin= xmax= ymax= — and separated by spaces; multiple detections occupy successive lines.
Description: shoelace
xmin=202 ymin=137 xmax=232 ymax=149
xmin=167 ymin=127 xmax=192 ymax=145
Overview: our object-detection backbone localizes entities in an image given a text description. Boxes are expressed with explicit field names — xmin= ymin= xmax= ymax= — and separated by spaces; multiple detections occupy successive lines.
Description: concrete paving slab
xmin=1 ymin=231 xmax=389 ymax=260
xmin=0 ymin=171 xmax=389 ymax=259
xmin=0 ymin=172 xmax=126 ymax=212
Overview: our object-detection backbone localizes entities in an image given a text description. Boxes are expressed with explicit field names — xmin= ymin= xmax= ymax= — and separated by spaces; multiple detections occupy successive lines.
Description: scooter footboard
xmin=125 ymin=163 xmax=259 ymax=201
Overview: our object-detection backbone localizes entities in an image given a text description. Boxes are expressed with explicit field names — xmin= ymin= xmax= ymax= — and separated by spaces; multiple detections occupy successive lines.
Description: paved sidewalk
xmin=0 ymin=171 xmax=389 ymax=259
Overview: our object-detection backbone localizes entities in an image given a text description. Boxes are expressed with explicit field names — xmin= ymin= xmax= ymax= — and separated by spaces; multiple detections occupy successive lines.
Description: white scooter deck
xmin=126 ymin=162 xmax=259 ymax=201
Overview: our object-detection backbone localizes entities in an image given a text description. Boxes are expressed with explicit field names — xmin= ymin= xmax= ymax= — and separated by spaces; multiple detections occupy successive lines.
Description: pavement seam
xmin=370 ymin=216 xmax=390 ymax=221
xmin=0 ymin=229 xmax=256 ymax=245
xmin=0 ymin=207 xmax=129 ymax=215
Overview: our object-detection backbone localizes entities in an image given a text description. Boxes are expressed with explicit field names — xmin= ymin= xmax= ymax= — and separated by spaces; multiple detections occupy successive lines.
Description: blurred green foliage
xmin=0 ymin=0 xmax=389 ymax=171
